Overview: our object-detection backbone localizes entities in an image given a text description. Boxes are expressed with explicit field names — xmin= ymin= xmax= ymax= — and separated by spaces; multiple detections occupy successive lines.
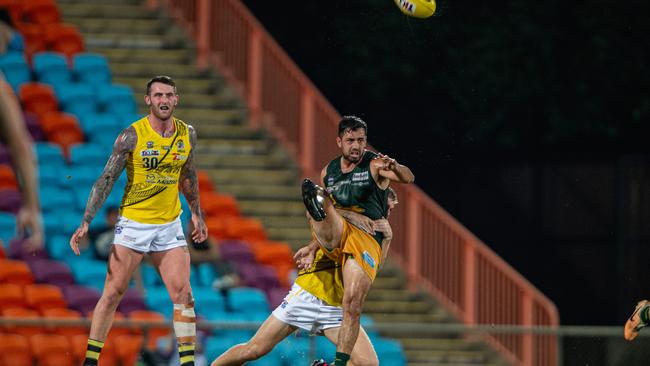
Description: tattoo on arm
xmin=180 ymin=126 xmax=202 ymax=219
xmin=82 ymin=127 xmax=136 ymax=224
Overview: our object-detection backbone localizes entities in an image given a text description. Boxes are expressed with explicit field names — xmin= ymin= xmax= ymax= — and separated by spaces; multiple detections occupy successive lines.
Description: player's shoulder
xmin=173 ymin=117 xmax=193 ymax=136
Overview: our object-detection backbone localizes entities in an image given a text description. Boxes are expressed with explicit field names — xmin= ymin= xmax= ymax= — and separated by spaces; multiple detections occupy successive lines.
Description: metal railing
xmin=145 ymin=1 xmax=560 ymax=364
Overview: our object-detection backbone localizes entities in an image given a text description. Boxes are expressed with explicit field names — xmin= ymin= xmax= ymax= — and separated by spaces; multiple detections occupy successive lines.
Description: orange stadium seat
xmin=15 ymin=23 xmax=47 ymax=59
xmin=87 ymin=310 xmax=131 ymax=337
xmin=249 ymin=240 xmax=294 ymax=266
xmin=0 ymin=165 xmax=17 ymax=190
xmin=197 ymin=170 xmax=215 ymax=193
xmin=0 ymin=333 xmax=32 ymax=366
xmin=273 ymin=261 xmax=296 ymax=288
xmin=225 ymin=216 xmax=267 ymax=241
xmin=19 ymin=82 xmax=58 ymax=118
xmin=110 ymin=334 xmax=144 ymax=366
xmin=2 ymin=307 xmax=44 ymax=338
xmin=0 ymin=259 xmax=34 ymax=285
xmin=128 ymin=310 xmax=171 ymax=349
xmin=205 ymin=216 xmax=228 ymax=240
xmin=42 ymin=308 xmax=86 ymax=337
xmin=71 ymin=334 xmax=118 ymax=366
xmin=22 ymin=0 xmax=61 ymax=25
xmin=43 ymin=23 xmax=84 ymax=58
xmin=0 ymin=245 xmax=5 ymax=259
xmin=24 ymin=284 xmax=66 ymax=312
xmin=29 ymin=333 xmax=74 ymax=366
xmin=39 ymin=112 xmax=84 ymax=154
xmin=200 ymin=191 xmax=241 ymax=218
xmin=0 ymin=283 xmax=26 ymax=311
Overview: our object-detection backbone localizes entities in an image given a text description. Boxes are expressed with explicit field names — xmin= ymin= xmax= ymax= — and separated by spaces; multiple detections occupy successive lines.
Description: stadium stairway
xmin=58 ymin=1 xmax=507 ymax=365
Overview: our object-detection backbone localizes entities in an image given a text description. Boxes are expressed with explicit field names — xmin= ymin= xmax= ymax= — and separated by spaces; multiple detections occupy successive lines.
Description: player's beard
xmin=152 ymin=104 xmax=174 ymax=121
xmin=343 ymin=149 xmax=362 ymax=163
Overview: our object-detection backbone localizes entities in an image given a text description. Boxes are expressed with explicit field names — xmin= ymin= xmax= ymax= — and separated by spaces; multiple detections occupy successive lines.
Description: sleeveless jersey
xmin=295 ymin=248 xmax=344 ymax=306
xmin=120 ymin=116 xmax=191 ymax=224
xmin=324 ymin=150 xmax=389 ymax=244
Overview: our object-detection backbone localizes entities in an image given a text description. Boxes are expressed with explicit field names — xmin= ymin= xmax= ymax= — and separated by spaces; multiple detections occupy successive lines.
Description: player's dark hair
xmin=338 ymin=115 xmax=367 ymax=137
xmin=146 ymin=75 xmax=176 ymax=95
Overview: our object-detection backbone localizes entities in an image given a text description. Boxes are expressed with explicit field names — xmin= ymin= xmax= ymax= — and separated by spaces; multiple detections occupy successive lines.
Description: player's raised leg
xmin=151 ymin=247 xmax=195 ymax=365
xmin=211 ymin=315 xmax=296 ymax=366
xmin=302 ymin=178 xmax=345 ymax=250
xmin=625 ymin=299 xmax=650 ymax=341
xmin=84 ymin=245 xmax=144 ymax=365
xmin=324 ymin=325 xmax=378 ymax=366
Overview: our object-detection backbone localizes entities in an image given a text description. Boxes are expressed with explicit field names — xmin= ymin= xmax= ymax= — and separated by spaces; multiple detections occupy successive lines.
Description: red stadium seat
xmin=19 ymin=82 xmax=58 ymax=118
xmin=22 ymin=0 xmax=61 ymax=25
xmin=15 ymin=23 xmax=47 ymax=59
xmin=0 ymin=283 xmax=26 ymax=311
xmin=39 ymin=112 xmax=84 ymax=155
xmin=24 ymin=284 xmax=67 ymax=312
xmin=0 ymin=333 xmax=32 ymax=366
xmin=0 ymin=164 xmax=18 ymax=190
xmin=200 ymin=191 xmax=241 ymax=218
xmin=2 ymin=307 xmax=44 ymax=338
xmin=197 ymin=169 xmax=215 ymax=193
xmin=109 ymin=334 xmax=144 ymax=366
xmin=29 ymin=333 xmax=74 ymax=366
xmin=43 ymin=23 xmax=84 ymax=58
xmin=42 ymin=308 xmax=86 ymax=337
xmin=225 ymin=216 xmax=267 ymax=241
xmin=71 ymin=334 xmax=118 ymax=366
xmin=0 ymin=259 xmax=34 ymax=285
xmin=128 ymin=310 xmax=171 ymax=349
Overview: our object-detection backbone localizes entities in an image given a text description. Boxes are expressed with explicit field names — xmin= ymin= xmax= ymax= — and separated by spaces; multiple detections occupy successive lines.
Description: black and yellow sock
xmin=333 ymin=352 xmax=350 ymax=366
xmin=641 ymin=306 xmax=650 ymax=324
xmin=179 ymin=343 xmax=195 ymax=366
xmin=83 ymin=339 xmax=104 ymax=366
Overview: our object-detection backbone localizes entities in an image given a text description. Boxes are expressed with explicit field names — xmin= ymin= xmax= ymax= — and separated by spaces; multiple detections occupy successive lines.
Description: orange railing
xmin=148 ymin=1 xmax=559 ymax=365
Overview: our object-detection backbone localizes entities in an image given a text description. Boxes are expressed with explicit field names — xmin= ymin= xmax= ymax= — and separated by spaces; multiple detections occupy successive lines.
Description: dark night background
xmin=242 ymin=0 xmax=650 ymax=326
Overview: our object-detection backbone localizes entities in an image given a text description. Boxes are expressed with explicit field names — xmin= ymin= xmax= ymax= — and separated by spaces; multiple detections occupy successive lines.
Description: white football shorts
xmin=272 ymin=283 xmax=343 ymax=334
xmin=113 ymin=215 xmax=187 ymax=252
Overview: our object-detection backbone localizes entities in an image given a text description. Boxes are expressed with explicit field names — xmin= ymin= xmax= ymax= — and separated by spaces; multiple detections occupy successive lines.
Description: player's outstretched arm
xmin=374 ymin=218 xmax=393 ymax=270
xmin=373 ymin=153 xmax=415 ymax=184
xmin=294 ymin=240 xmax=319 ymax=271
xmin=69 ymin=127 xmax=136 ymax=255
xmin=180 ymin=125 xmax=207 ymax=243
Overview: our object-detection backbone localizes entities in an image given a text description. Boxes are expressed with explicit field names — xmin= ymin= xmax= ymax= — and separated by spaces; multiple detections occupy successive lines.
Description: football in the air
xmin=393 ymin=0 xmax=436 ymax=18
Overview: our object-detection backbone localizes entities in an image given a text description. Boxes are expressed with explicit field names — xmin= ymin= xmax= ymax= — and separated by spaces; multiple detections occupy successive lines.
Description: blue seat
xmin=32 ymin=52 xmax=71 ymax=85
xmin=0 ymin=212 xmax=16 ymax=246
xmin=39 ymin=163 xmax=68 ymax=189
xmin=69 ymin=258 xmax=107 ymax=291
xmin=69 ymin=143 xmax=110 ymax=167
xmin=197 ymin=263 xmax=220 ymax=288
xmin=43 ymin=211 xmax=84 ymax=243
xmin=193 ymin=286 xmax=226 ymax=314
xmin=119 ymin=113 xmax=145 ymax=128
xmin=72 ymin=53 xmax=111 ymax=86
xmin=203 ymin=311 xmax=254 ymax=342
xmin=8 ymin=33 xmax=25 ymax=52
xmin=46 ymin=233 xmax=94 ymax=261
xmin=204 ymin=334 xmax=250 ymax=363
xmin=141 ymin=263 xmax=162 ymax=287
xmin=78 ymin=112 xmax=121 ymax=137
xmin=374 ymin=338 xmax=406 ymax=366
xmin=96 ymin=84 xmax=136 ymax=114
xmin=180 ymin=194 xmax=191 ymax=229
xmin=314 ymin=336 xmax=336 ymax=361
xmin=40 ymin=186 xmax=75 ymax=213
xmin=277 ymin=337 xmax=311 ymax=366
xmin=34 ymin=142 xmax=66 ymax=166
xmin=54 ymin=82 xmax=97 ymax=116
xmin=0 ymin=51 xmax=31 ymax=92
xmin=227 ymin=287 xmax=269 ymax=313
xmin=144 ymin=286 xmax=172 ymax=319
xmin=65 ymin=165 xmax=103 ymax=191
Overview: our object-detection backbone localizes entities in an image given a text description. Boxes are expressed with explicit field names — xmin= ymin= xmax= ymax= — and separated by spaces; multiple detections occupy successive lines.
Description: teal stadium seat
xmin=227 ymin=287 xmax=269 ymax=313
xmin=0 ymin=212 xmax=16 ymax=246
xmin=69 ymin=143 xmax=110 ymax=168
xmin=97 ymin=84 xmax=136 ymax=115
xmin=69 ymin=258 xmax=108 ymax=291
xmin=72 ymin=53 xmax=111 ymax=86
xmin=277 ymin=337 xmax=311 ymax=366
xmin=144 ymin=286 xmax=173 ymax=319
xmin=193 ymin=286 xmax=226 ymax=315
xmin=46 ymin=234 xmax=92 ymax=261
xmin=141 ymin=262 xmax=162 ymax=287
xmin=373 ymin=338 xmax=406 ymax=366
xmin=34 ymin=142 xmax=66 ymax=166
xmin=197 ymin=263 xmax=219 ymax=287
xmin=8 ymin=32 xmax=24 ymax=52
xmin=54 ymin=82 xmax=97 ymax=116
xmin=32 ymin=51 xmax=71 ymax=85
xmin=0 ymin=51 xmax=31 ymax=92
xmin=39 ymin=186 xmax=74 ymax=212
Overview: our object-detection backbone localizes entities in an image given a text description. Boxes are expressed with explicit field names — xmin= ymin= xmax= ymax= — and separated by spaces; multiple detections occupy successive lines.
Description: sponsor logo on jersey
xmin=177 ymin=140 xmax=185 ymax=152
xmin=172 ymin=153 xmax=187 ymax=161
xmin=362 ymin=251 xmax=376 ymax=269
xmin=115 ymin=225 xmax=123 ymax=234
xmin=162 ymin=145 xmax=171 ymax=151
xmin=352 ymin=171 xmax=369 ymax=182
xmin=176 ymin=235 xmax=185 ymax=241
xmin=146 ymin=141 xmax=154 ymax=149
xmin=140 ymin=149 xmax=160 ymax=157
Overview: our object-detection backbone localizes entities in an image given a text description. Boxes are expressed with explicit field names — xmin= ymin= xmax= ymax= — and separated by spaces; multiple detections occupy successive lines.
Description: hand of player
xmin=69 ymin=221 xmax=89 ymax=255
xmin=294 ymin=242 xmax=318 ymax=271
xmin=191 ymin=214 xmax=208 ymax=243
xmin=373 ymin=218 xmax=392 ymax=240
xmin=377 ymin=153 xmax=397 ymax=171
xmin=340 ymin=209 xmax=375 ymax=235
xmin=16 ymin=205 xmax=43 ymax=252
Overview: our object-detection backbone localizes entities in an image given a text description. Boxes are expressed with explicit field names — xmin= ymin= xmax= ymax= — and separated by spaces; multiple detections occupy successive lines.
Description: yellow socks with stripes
xmin=333 ymin=352 xmax=350 ymax=366
xmin=173 ymin=302 xmax=197 ymax=366
xmin=83 ymin=338 xmax=104 ymax=366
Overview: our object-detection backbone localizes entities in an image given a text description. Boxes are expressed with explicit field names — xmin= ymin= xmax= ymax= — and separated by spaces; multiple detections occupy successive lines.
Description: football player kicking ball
xmin=210 ymin=190 xmax=399 ymax=366
xmin=624 ymin=300 xmax=650 ymax=341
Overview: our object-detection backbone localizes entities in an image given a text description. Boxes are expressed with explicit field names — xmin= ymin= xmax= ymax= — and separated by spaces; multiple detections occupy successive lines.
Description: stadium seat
xmin=0 ymin=259 xmax=34 ymax=285
xmin=117 ymin=288 xmax=147 ymax=315
xmin=237 ymin=262 xmax=280 ymax=290
xmin=2 ymin=307 xmax=44 ymax=338
xmin=201 ymin=191 xmax=241 ymax=218
xmin=204 ymin=334 xmax=252 ymax=363
xmin=227 ymin=287 xmax=269 ymax=313
xmin=249 ymin=240 xmax=293 ymax=266
xmin=8 ymin=237 xmax=48 ymax=261
xmin=0 ymin=51 xmax=31 ymax=92
xmin=73 ymin=53 xmax=111 ymax=86
xmin=54 ymin=82 xmax=97 ymax=116
xmin=38 ymin=111 xmax=84 ymax=153
xmin=43 ymin=23 xmax=84 ymax=58
xmin=22 ymin=0 xmax=61 ymax=25
xmin=0 ymin=212 xmax=16 ymax=245
xmin=197 ymin=170 xmax=215 ymax=193
xmin=68 ymin=258 xmax=107 ymax=291
xmin=64 ymin=285 xmax=100 ymax=315
xmin=110 ymin=334 xmax=144 ymax=366
xmin=32 ymin=51 xmax=71 ymax=85
xmin=39 ymin=185 xmax=75 ymax=212
xmin=0 ymin=188 xmax=21 ymax=214
xmin=24 ymin=284 xmax=67 ymax=312
xmin=205 ymin=216 xmax=228 ymax=239
xmin=15 ymin=23 xmax=48 ymax=59
xmin=71 ymin=333 xmax=118 ymax=366
xmin=128 ymin=310 xmax=171 ymax=349
xmin=96 ymin=84 xmax=136 ymax=114
xmin=0 ymin=283 xmax=26 ymax=311
xmin=28 ymin=259 xmax=74 ymax=287
xmin=143 ymin=286 xmax=173 ymax=319
xmin=34 ymin=142 xmax=66 ymax=166
xmin=140 ymin=262 xmax=163 ymax=287
xmin=193 ymin=286 xmax=226 ymax=314
xmin=197 ymin=262 xmax=219 ymax=287
xmin=374 ymin=338 xmax=406 ymax=366
xmin=77 ymin=112 xmax=120 ymax=136
xmin=29 ymin=333 xmax=74 ymax=366
xmin=265 ymin=286 xmax=289 ymax=309
xmin=204 ymin=310 xmax=254 ymax=340
xmin=0 ymin=333 xmax=32 ymax=366
xmin=0 ymin=164 xmax=17 ymax=190
xmin=277 ymin=337 xmax=311 ymax=366
xmin=19 ymin=82 xmax=58 ymax=118
xmin=22 ymin=111 xmax=47 ymax=142
xmin=46 ymin=233 xmax=93 ymax=260
xmin=218 ymin=240 xmax=255 ymax=263
xmin=226 ymin=216 xmax=267 ymax=241
xmin=42 ymin=308 xmax=86 ymax=337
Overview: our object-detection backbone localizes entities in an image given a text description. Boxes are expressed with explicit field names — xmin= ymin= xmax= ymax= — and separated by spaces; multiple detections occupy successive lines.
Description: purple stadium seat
xmin=8 ymin=238 xmax=48 ymax=261
xmin=28 ymin=259 xmax=74 ymax=287
xmin=219 ymin=241 xmax=255 ymax=263
xmin=0 ymin=145 xmax=10 ymax=165
xmin=64 ymin=285 xmax=101 ymax=315
xmin=266 ymin=286 xmax=289 ymax=309
xmin=117 ymin=288 xmax=147 ymax=315
xmin=237 ymin=262 xmax=280 ymax=290
xmin=0 ymin=188 xmax=21 ymax=214
xmin=23 ymin=112 xmax=46 ymax=142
